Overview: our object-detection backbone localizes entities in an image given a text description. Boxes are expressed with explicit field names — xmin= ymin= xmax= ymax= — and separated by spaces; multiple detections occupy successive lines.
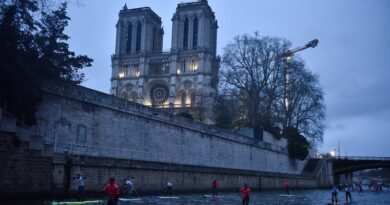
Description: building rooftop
xmin=120 ymin=6 xmax=161 ymax=23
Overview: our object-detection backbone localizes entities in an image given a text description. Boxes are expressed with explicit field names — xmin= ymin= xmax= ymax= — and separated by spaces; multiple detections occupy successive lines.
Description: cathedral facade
xmin=110 ymin=0 xmax=219 ymax=123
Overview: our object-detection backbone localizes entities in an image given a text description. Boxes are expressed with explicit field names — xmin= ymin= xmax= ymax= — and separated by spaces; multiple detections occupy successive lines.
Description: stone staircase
xmin=0 ymin=107 xmax=55 ymax=158
xmin=301 ymin=158 xmax=326 ymax=177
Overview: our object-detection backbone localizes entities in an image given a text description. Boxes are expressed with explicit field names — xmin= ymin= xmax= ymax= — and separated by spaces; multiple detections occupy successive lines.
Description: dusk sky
xmin=65 ymin=0 xmax=390 ymax=157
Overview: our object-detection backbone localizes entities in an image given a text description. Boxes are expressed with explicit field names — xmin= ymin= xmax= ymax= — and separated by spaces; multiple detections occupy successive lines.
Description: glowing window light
xmin=190 ymin=59 xmax=198 ymax=72
xmin=118 ymin=72 xmax=125 ymax=78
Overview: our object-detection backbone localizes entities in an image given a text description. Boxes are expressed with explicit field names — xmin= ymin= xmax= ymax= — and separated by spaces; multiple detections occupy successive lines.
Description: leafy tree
xmin=36 ymin=2 xmax=92 ymax=84
xmin=284 ymin=127 xmax=309 ymax=160
xmin=0 ymin=0 xmax=92 ymax=125
xmin=213 ymin=96 xmax=232 ymax=129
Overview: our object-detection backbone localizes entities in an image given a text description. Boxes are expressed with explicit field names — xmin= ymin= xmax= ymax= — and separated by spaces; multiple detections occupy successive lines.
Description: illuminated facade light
xmin=190 ymin=59 xmax=198 ymax=72
xmin=135 ymin=69 xmax=140 ymax=77
xmin=118 ymin=72 xmax=125 ymax=78
xmin=285 ymin=55 xmax=292 ymax=62
xmin=177 ymin=69 xmax=181 ymax=74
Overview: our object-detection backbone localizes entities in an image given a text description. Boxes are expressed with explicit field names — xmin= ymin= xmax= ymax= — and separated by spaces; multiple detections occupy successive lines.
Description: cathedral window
xmin=126 ymin=23 xmax=132 ymax=54
xmin=136 ymin=22 xmax=142 ymax=53
xmin=190 ymin=59 xmax=198 ymax=72
xmin=193 ymin=17 xmax=198 ymax=48
xmin=150 ymin=84 xmax=169 ymax=107
xmin=183 ymin=17 xmax=189 ymax=49
xmin=179 ymin=59 xmax=186 ymax=74
xmin=152 ymin=27 xmax=156 ymax=52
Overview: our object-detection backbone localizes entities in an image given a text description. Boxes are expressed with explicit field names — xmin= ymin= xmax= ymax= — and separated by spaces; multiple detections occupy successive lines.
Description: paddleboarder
xmin=103 ymin=177 xmax=120 ymax=205
xmin=212 ymin=179 xmax=218 ymax=196
xmin=331 ymin=185 xmax=338 ymax=204
xmin=239 ymin=183 xmax=251 ymax=205
xmin=74 ymin=173 xmax=86 ymax=201
xmin=283 ymin=180 xmax=290 ymax=195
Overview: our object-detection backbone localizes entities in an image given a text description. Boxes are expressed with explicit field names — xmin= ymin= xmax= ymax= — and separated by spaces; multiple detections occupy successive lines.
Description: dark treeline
xmin=0 ymin=0 xmax=92 ymax=125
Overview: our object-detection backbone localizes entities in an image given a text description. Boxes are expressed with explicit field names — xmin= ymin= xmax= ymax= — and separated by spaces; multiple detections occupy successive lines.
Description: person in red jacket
xmin=212 ymin=179 xmax=218 ymax=196
xmin=239 ymin=183 xmax=251 ymax=205
xmin=283 ymin=180 xmax=290 ymax=195
xmin=103 ymin=177 xmax=120 ymax=205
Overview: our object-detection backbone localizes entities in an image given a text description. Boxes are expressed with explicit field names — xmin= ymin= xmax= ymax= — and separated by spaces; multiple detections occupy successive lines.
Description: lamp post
xmin=283 ymin=39 xmax=319 ymax=129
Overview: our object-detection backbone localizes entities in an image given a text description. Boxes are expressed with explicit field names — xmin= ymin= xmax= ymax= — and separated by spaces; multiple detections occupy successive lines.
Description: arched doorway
xmin=181 ymin=92 xmax=187 ymax=107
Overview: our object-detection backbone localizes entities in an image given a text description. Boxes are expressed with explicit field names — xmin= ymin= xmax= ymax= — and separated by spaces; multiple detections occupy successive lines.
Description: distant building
xmin=110 ymin=0 xmax=219 ymax=123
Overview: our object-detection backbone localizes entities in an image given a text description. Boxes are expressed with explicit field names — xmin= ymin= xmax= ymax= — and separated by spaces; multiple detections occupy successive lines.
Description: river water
xmin=6 ymin=189 xmax=390 ymax=205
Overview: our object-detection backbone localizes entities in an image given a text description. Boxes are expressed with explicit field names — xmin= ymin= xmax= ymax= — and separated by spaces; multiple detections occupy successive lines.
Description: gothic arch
xmin=152 ymin=26 xmax=156 ymax=52
xmin=183 ymin=17 xmax=189 ymax=49
xmin=119 ymin=83 xmax=136 ymax=101
xmin=126 ymin=22 xmax=133 ymax=54
xmin=136 ymin=21 xmax=142 ymax=52
xmin=189 ymin=90 xmax=196 ymax=107
xmin=129 ymin=91 xmax=137 ymax=102
xmin=176 ymin=79 xmax=196 ymax=92
xmin=175 ymin=80 xmax=197 ymax=107
xmin=181 ymin=92 xmax=187 ymax=107
xmin=193 ymin=16 xmax=198 ymax=48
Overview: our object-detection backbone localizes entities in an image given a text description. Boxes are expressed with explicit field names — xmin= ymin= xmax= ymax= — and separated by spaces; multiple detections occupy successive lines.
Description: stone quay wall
xmin=0 ymin=83 xmax=332 ymax=197
xmin=36 ymin=82 xmax=305 ymax=174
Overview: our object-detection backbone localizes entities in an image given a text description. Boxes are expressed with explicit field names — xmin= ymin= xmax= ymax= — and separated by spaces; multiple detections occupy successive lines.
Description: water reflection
xmin=6 ymin=189 xmax=390 ymax=205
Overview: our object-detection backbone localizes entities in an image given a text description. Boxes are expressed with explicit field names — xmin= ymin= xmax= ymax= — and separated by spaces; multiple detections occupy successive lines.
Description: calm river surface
xmin=6 ymin=189 xmax=390 ymax=205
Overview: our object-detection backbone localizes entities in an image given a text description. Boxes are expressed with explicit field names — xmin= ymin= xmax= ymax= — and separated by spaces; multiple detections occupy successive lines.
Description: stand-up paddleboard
xmin=279 ymin=194 xmax=294 ymax=197
xmin=157 ymin=196 xmax=180 ymax=199
xmin=119 ymin=198 xmax=142 ymax=201
xmin=51 ymin=200 xmax=103 ymax=205
xmin=203 ymin=195 xmax=224 ymax=198
xmin=328 ymin=201 xmax=353 ymax=205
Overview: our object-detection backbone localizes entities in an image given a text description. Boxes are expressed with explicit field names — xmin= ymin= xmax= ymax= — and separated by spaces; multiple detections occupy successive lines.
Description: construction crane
xmin=284 ymin=39 xmax=319 ymax=128
xmin=285 ymin=39 xmax=319 ymax=60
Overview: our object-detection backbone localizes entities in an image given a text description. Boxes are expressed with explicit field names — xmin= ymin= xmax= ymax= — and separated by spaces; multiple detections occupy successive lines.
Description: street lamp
xmin=283 ymin=39 xmax=319 ymax=128
xmin=330 ymin=150 xmax=336 ymax=157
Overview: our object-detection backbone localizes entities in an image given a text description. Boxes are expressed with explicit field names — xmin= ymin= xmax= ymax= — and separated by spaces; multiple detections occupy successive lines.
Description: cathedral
xmin=110 ymin=0 xmax=219 ymax=123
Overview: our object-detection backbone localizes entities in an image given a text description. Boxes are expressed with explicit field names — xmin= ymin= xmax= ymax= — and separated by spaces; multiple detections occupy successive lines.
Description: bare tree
xmin=282 ymin=59 xmax=325 ymax=143
xmin=220 ymin=33 xmax=325 ymax=143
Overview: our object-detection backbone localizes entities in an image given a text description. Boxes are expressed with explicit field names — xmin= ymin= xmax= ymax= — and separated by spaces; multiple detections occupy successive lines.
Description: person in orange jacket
xmin=239 ymin=183 xmax=251 ymax=205
xmin=103 ymin=177 xmax=120 ymax=205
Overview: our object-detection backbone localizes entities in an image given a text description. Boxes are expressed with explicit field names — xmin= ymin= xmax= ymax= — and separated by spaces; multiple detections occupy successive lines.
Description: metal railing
xmin=335 ymin=156 xmax=390 ymax=161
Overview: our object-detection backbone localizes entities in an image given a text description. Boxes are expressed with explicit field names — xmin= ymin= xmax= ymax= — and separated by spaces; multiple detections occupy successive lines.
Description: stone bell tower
xmin=110 ymin=1 xmax=219 ymax=124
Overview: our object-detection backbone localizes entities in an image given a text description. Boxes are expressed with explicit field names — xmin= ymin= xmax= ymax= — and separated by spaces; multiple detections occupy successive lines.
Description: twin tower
xmin=110 ymin=0 xmax=219 ymax=123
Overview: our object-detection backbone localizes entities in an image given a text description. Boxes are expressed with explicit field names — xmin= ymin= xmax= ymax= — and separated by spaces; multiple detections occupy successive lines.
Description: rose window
xmin=150 ymin=84 xmax=169 ymax=105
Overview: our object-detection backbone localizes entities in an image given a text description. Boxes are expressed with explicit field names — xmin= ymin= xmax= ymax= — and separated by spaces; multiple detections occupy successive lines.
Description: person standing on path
xmin=239 ymin=183 xmax=251 ymax=205
xmin=212 ymin=179 xmax=218 ymax=196
xmin=103 ymin=177 xmax=120 ymax=205
xmin=74 ymin=173 xmax=86 ymax=201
